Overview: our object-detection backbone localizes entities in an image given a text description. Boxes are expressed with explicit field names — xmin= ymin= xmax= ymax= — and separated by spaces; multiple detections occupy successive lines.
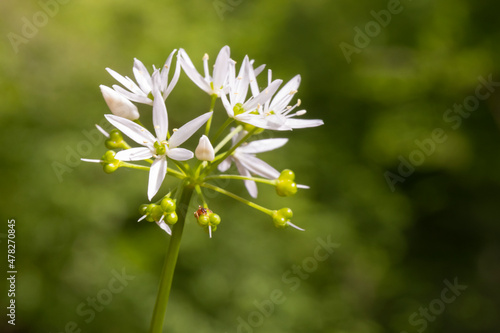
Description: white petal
xmin=115 ymin=147 xmax=153 ymax=161
xmin=105 ymin=114 xmax=156 ymax=147
xmin=148 ymin=157 xmax=167 ymax=201
xmin=243 ymin=79 xmax=282 ymax=111
xmin=195 ymin=135 xmax=215 ymax=161
xmin=95 ymin=124 xmax=109 ymax=138
xmin=218 ymin=158 xmax=232 ymax=172
xmin=297 ymin=184 xmax=310 ymax=189
xmin=178 ymin=49 xmax=212 ymax=94
xmin=156 ymin=220 xmax=172 ymax=235
xmin=106 ymin=68 xmax=143 ymax=95
xmin=81 ymin=158 xmax=102 ymax=163
xmin=162 ymin=49 xmax=181 ymax=98
xmin=284 ymin=118 xmax=324 ymax=129
xmin=213 ymin=46 xmax=231 ymax=91
xmin=133 ymin=58 xmax=152 ymax=94
xmin=237 ymin=154 xmax=280 ymax=179
xmin=238 ymin=138 xmax=288 ymax=154
xmin=100 ymin=85 xmax=140 ymax=120
xmin=235 ymin=161 xmax=258 ymax=198
xmin=235 ymin=114 xmax=269 ymax=129
xmin=167 ymin=148 xmax=194 ymax=161
xmin=221 ymin=93 xmax=234 ymax=118
xmin=152 ymin=88 xmax=168 ymax=141
xmin=112 ymin=85 xmax=152 ymax=105
xmin=269 ymin=75 xmax=301 ymax=113
xmin=169 ymin=112 xmax=213 ymax=147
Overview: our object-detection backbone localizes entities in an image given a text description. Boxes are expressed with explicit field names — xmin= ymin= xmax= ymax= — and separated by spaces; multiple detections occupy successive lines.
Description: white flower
xmin=105 ymin=88 xmax=212 ymax=200
xmin=106 ymin=49 xmax=180 ymax=105
xmin=242 ymin=71 xmax=324 ymax=131
xmin=100 ymin=85 xmax=140 ymax=120
xmin=218 ymin=130 xmax=288 ymax=198
xmin=178 ymin=46 xmax=231 ymax=97
xmin=221 ymin=56 xmax=282 ymax=124
xmin=195 ymin=135 xmax=215 ymax=161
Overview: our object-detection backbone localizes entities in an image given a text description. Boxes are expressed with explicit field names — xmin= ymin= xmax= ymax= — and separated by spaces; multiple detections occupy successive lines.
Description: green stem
xmin=213 ymin=125 xmax=242 ymax=154
xmin=205 ymin=95 xmax=218 ymax=136
xmin=200 ymin=182 xmax=274 ymax=216
xmin=149 ymin=184 xmax=194 ymax=333
xmin=205 ymin=174 xmax=276 ymax=186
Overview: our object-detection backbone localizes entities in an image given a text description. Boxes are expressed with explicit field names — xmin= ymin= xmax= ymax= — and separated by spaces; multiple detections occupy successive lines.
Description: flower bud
xmin=272 ymin=208 xmax=293 ymax=228
xmin=100 ymin=85 xmax=140 ymax=120
xmin=276 ymin=179 xmax=297 ymax=197
xmin=195 ymin=135 xmax=215 ymax=161
xmin=160 ymin=198 xmax=176 ymax=213
xmin=165 ymin=212 xmax=178 ymax=225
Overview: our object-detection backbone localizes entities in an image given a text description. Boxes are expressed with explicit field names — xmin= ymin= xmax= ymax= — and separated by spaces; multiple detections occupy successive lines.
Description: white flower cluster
xmin=85 ymin=46 xmax=323 ymax=234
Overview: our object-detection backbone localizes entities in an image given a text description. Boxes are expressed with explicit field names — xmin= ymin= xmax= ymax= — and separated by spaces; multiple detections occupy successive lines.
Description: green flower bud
xmin=276 ymin=179 xmax=297 ymax=197
xmin=160 ymin=198 xmax=176 ymax=213
xmin=146 ymin=204 xmax=163 ymax=222
xmin=138 ymin=204 xmax=148 ymax=215
xmin=198 ymin=215 xmax=210 ymax=227
xmin=209 ymin=213 xmax=221 ymax=226
xmin=279 ymin=169 xmax=295 ymax=181
xmin=272 ymin=208 xmax=293 ymax=228
xmin=102 ymin=150 xmax=117 ymax=164
xmin=105 ymin=130 xmax=126 ymax=149
xmin=165 ymin=212 xmax=178 ymax=225
xmin=103 ymin=163 xmax=119 ymax=174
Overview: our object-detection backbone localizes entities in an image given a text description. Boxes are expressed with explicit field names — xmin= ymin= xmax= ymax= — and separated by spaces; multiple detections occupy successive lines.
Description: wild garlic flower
xmin=105 ymin=49 xmax=180 ymax=105
xmin=221 ymin=56 xmax=282 ymax=125
xmin=218 ymin=130 xmax=288 ymax=198
xmin=106 ymin=88 xmax=212 ymax=200
xmin=178 ymin=46 xmax=231 ymax=97
xmin=243 ymin=71 xmax=324 ymax=131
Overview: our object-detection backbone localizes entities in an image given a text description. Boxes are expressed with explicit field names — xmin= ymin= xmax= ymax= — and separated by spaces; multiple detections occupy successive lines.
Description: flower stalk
xmin=149 ymin=184 xmax=194 ymax=333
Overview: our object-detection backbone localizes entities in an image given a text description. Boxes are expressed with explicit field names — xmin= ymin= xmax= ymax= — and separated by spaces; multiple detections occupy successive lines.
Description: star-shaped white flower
xmin=106 ymin=88 xmax=212 ymax=200
xmin=178 ymin=46 xmax=231 ymax=97
xmin=218 ymin=130 xmax=288 ymax=198
xmin=221 ymin=56 xmax=282 ymax=124
xmin=105 ymin=49 xmax=180 ymax=105
xmin=242 ymin=71 xmax=324 ymax=131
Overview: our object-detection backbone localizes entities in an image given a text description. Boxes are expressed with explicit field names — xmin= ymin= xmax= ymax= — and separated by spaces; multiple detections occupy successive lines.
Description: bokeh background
xmin=1 ymin=0 xmax=500 ymax=332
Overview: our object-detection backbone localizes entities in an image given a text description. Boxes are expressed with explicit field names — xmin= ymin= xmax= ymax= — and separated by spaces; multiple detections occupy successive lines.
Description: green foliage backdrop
xmin=1 ymin=0 xmax=499 ymax=332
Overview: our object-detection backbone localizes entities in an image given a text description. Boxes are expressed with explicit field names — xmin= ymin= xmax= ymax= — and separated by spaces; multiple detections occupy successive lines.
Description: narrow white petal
xmin=238 ymin=138 xmax=288 ymax=154
xmin=148 ymin=157 xmax=167 ymax=201
xmin=213 ymin=46 xmax=231 ymax=90
xmin=284 ymin=118 xmax=324 ymax=129
xmin=115 ymin=147 xmax=153 ymax=161
xmin=95 ymin=124 xmax=109 ymax=138
xmin=179 ymin=49 xmax=212 ymax=94
xmin=152 ymin=88 xmax=168 ymax=141
xmin=163 ymin=50 xmax=181 ymax=98
xmin=166 ymin=148 xmax=194 ymax=161
xmin=106 ymin=68 xmax=142 ymax=95
xmin=235 ymin=161 xmax=258 ymax=198
xmin=112 ymin=85 xmax=152 ymax=105
xmin=133 ymin=58 xmax=152 ymax=94
xmin=156 ymin=220 xmax=172 ymax=235
xmin=297 ymin=184 xmax=310 ymax=189
xmin=81 ymin=158 xmax=102 ymax=163
xmin=218 ymin=158 xmax=232 ymax=172
xmin=105 ymin=114 xmax=156 ymax=147
xmin=237 ymin=154 xmax=280 ymax=179
xmin=221 ymin=93 xmax=234 ymax=117
xmin=269 ymin=75 xmax=301 ymax=112
xmin=287 ymin=222 xmax=305 ymax=231
xmin=169 ymin=112 xmax=213 ymax=147
xmin=243 ymin=79 xmax=282 ymax=111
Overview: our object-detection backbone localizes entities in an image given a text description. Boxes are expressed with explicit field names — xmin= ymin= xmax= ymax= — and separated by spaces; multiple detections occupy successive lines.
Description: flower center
xmin=154 ymin=141 xmax=168 ymax=155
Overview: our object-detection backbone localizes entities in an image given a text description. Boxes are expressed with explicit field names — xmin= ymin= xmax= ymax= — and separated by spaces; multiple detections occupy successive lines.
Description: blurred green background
xmin=1 ymin=0 xmax=500 ymax=332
